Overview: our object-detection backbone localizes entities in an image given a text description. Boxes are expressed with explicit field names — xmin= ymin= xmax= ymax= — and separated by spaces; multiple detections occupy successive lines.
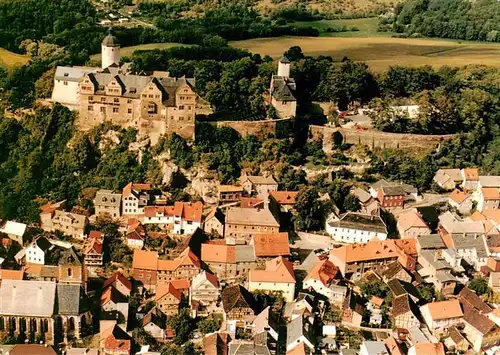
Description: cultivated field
xmin=0 ymin=48 xmax=29 ymax=70
xmin=229 ymin=36 xmax=500 ymax=71
xmin=294 ymin=17 xmax=384 ymax=37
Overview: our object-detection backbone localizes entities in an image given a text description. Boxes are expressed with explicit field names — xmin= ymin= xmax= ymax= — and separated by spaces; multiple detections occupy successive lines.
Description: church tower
xmin=101 ymin=29 xmax=120 ymax=69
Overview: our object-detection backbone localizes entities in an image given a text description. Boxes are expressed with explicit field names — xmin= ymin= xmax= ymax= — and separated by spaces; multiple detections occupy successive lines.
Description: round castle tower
xmin=277 ymin=56 xmax=291 ymax=78
xmin=101 ymin=29 xmax=121 ymax=69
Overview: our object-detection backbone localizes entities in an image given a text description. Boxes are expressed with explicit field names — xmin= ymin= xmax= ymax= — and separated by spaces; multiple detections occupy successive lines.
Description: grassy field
xmin=229 ymin=36 xmax=500 ymax=71
xmin=295 ymin=17 xmax=386 ymax=37
xmin=0 ymin=48 xmax=29 ymax=70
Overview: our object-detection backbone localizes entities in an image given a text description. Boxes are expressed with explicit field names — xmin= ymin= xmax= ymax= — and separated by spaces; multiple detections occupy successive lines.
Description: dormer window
xmin=64 ymin=73 xmax=69 ymax=77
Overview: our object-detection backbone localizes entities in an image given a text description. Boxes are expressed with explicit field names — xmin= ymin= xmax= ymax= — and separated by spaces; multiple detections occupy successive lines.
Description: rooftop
xmin=226 ymin=207 xmax=279 ymax=227
xmin=249 ymin=256 xmax=295 ymax=283
xmin=253 ymin=232 xmax=290 ymax=257
xmin=423 ymin=299 xmax=462 ymax=321
xmin=397 ymin=208 xmax=429 ymax=232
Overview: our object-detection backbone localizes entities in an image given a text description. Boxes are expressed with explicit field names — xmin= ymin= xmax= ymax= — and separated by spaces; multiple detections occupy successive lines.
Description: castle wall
xmin=215 ymin=117 xmax=293 ymax=139
xmin=309 ymin=125 xmax=456 ymax=153
xmin=52 ymin=79 xmax=81 ymax=108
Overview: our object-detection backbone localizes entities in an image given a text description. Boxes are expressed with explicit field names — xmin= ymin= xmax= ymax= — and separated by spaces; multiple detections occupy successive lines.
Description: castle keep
xmin=51 ymin=31 xmax=197 ymax=142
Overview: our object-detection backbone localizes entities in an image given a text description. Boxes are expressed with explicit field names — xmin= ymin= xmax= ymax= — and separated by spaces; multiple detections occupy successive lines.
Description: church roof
xmin=0 ymin=280 xmax=56 ymax=317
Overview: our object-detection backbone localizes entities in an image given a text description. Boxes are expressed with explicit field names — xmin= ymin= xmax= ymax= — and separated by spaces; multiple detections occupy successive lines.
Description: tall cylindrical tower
xmin=101 ymin=29 xmax=121 ymax=69
xmin=277 ymin=56 xmax=291 ymax=78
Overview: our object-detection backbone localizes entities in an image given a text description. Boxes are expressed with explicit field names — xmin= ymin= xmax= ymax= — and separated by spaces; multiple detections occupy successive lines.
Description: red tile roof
xmin=253 ymin=232 xmax=290 ymax=257
xmin=240 ymin=197 xmax=265 ymax=209
xmin=103 ymin=272 xmax=132 ymax=292
xmin=132 ymin=250 xmax=158 ymax=270
xmin=304 ymin=259 xmax=338 ymax=286
xmin=269 ymin=191 xmax=299 ymax=204
xmin=89 ymin=231 xmax=102 ymax=240
xmin=249 ymin=256 xmax=295 ymax=283
xmin=155 ymin=282 xmax=182 ymax=302
xmin=201 ymin=244 xmax=236 ymax=263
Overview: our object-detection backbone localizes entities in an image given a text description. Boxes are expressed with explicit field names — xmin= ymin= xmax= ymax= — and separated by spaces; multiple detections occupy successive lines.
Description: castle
xmin=269 ymin=56 xmax=297 ymax=119
xmin=51 ymin=31 xmax=198 ymax=142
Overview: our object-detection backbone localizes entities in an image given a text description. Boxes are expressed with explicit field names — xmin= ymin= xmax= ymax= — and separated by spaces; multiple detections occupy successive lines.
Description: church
xmin=51 ymin=31 xmax=199 ymax=142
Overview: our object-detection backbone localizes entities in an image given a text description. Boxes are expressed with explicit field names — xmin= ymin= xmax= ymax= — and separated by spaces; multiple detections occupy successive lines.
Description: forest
xmin=383 ymin=0 xmax=500 ymax=42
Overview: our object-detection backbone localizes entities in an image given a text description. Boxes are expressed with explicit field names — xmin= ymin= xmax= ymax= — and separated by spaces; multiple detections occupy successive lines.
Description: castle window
xmin=89 ymin=96 xmax=94 ymax=101
xmin=148 ymin=94 xmax=153 ymax=98
xmin=179 ymin=105 xmax=184 ymax=110
xmin=127 ymin=99 xmax=132 ymax=103
xmin=179 ymin=117 xmax=184 ymax=121
xmin=148 ymin=102 xmax=158 ymax=114
xmin=67 ymin=268 xmax=73 ymax=277
xmin=87 ymin=106 xmax=93 ymax=111
xmin=188 ymin=106 xmax=192 ymax=110
xmin=114 ymin=98 xmax=119 ymax=103
xmin=155 ymin=95 xmax=160 ymax=99
xmin=113 ymin=107 xmax=119 ymax=113
xmin=63 ymin=81 xmax=68 ymax=86
xmin=101 ymin=97 xmax=106 ymax=102
xmin=128 ymin=108 xmax=132 ymax=114
xmin=100 ymin=107 xmax=105 ymax=113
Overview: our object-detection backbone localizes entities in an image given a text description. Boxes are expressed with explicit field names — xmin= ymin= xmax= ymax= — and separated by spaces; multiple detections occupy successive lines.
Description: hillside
xmin=387 ymin=0 xmax=500 ymax=42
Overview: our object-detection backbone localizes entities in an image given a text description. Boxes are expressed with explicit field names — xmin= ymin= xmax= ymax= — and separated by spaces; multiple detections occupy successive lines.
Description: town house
xmin=433 ymin=168 xmax=462 ymax=190
xmin=40 ymin=209 xmax=88 ymax=239
xmin=155 ymin=282 xmax=182 ymax=316
xmin=391 ymin=294 xmax=420 ymax=329
xmin=189 ymin=271 xmax=220 ymax=307
xmin=420 ymin=299 xmax=463 ymax=335
xmin=94 ymin=189 xmax=122 ymax=218
xmin=201 ymin=243 xmax=258 ymax=280
xmin=143 ymin=201 xmax=203 ymax=235
xmin=222 ymin=285 xmax=258 ymax=329
xmin=225 ymin=207 xmax=280 ymax=242
xmin=326 ymin=212 xmax=388 ymax=243
xmin=204 ymin=208 xmax=225 ymax=237
xmin=218 ymin=185 xmax=244 ymax=203
xmin=240 ymin=175 xmax=278 ymax=199
xmin=448 ymin=189 xmax=473 ymax=215
xmin=121 ymin=183 xmax=152 ymax=216
xmin=396 ymin=208 xmax=431 ymax=239
xmin=248 ymin=256 xmax=296 ymax=302
xmin=303 ymin=259 xmax=345 ymax=306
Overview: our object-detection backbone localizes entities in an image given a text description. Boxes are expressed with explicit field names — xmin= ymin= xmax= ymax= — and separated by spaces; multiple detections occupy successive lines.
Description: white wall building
xmin=326 ymin=212 xmax=387 ymax=244
xmin=26 ymin=236 xmax=53 ymax=265
xmin=143 ymin=202 xmax=203 ymax=235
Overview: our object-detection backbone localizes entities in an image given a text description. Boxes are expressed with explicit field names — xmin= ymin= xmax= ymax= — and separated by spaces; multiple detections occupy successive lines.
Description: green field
xmin=0 ymin=48 xmax=29 ymax=70
xmin=229 ymin=36 xmax=500 ymax=71
xmin=90 ymin=42 xmax=194 ymax=60
xmin=295 ymin=17 xmax=386 ymax=37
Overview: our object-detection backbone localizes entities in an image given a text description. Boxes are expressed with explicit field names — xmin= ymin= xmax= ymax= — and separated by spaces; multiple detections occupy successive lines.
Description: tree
xmin=419 ymin=283 xmax=435 ymax=302
xmin=357 ymin=279 xmax=388 ymax=299
xmin=197 ymin=315 xmax=221 ymax=334
xmin=168 ymin=310 xmax=194 ymax=345
xmin=293 ymin=186 xmax=332 ymax=231
xmin=469 ymin=276 xmax=489 ymax=295
xmin=283 ymin=46 xmax=304 ymax=61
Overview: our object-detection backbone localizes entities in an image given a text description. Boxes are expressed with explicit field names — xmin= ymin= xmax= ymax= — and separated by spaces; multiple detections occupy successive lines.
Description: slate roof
xmin=0 ymin=280 xmax=56 ymax=317
xmin=271 ymin=76 xmax=296 ymax=101
xmin=330 ymin=212 xmax=387 ymax=234
xmin=463 ymin=308 xmax=498 ymax=335
xmin=59 ymin=247 xmax=82 ymax=265
xmin=458 ymin=287 xmax=492 ymax=314
xmin=87 ymin=72 xmax=195 ymax=106
xmin=94 ymin=190 xmax=121 ymax=208
xmin=54 ymin=66 xmax=99 ymax=82
xmin=35 ymin=236 xmax=53 ymax=252
xmin=235 ymin=245 xmax=255 ymax=262
xmin=56 ymin=284 xmax=89 ymax=315
xmin=417 ymin=234 xmax=445 ymax=250
xmin=286 ymin=316 xmax=312 ymax=349
xmin=102 ymin=33 xmax=119 ymax=47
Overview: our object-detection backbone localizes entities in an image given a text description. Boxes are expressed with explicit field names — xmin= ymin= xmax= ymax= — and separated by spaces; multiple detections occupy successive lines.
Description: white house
xmin=303 ymin=259 xmax=346 ymax=306
xmin=326 ymin=212 xmax=387 ymax=244
xmin=143 ymin=201 xmax=203 ymax=235
xmin=420 ymin=300 xmax=463 ymax=335
xmin=190 ymin=271 xmax=220 ymax=306
xmin=26 ymin=236 xmax=53 ymax=265
xmin=122 ymin=183 xmax=151 ymax=216
xmin=0 ymin=220 xmax=27 ymax=245
xmin=248 ymin=256 xmax=296 ymax=302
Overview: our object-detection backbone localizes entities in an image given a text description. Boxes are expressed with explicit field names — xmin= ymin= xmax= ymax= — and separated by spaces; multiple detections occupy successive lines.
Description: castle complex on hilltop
xmin=51 ymin=31 xmax=297 ymax=143
xmin=51 ymin=32 xmax=198 ymax=142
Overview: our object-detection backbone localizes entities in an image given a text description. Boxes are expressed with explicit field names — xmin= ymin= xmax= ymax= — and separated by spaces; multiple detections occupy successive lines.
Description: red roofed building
xmin=103 ymin=272 xmax=132 ymax=297
xmin=252 ymin=232 xmax=290 ymax=258
xmin=100 ymin=323 xmax=131 ymax=355
xmin=143 ymin=201 xmax=203 ymax=235
xmin=249 ymin=256 xmax=296 ymax=302
xmin=156 ymin=282 xmax=182 ymax=316
xmin=240 ymin=197 xmax=265 ymax=209
xmin=269 ymin=191 xmax=298 ymax=212
xmin=303 ymin=259 xmax=346 ymax=306
xmin=132 ymin=247 xmax=201 ymax=292
xmin=83 ymin=237 xmax=103 ymax=267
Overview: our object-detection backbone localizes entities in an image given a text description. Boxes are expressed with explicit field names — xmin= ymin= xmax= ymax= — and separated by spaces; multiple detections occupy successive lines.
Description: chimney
xmin=434 ymin=251 xmax=440 ymax=262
